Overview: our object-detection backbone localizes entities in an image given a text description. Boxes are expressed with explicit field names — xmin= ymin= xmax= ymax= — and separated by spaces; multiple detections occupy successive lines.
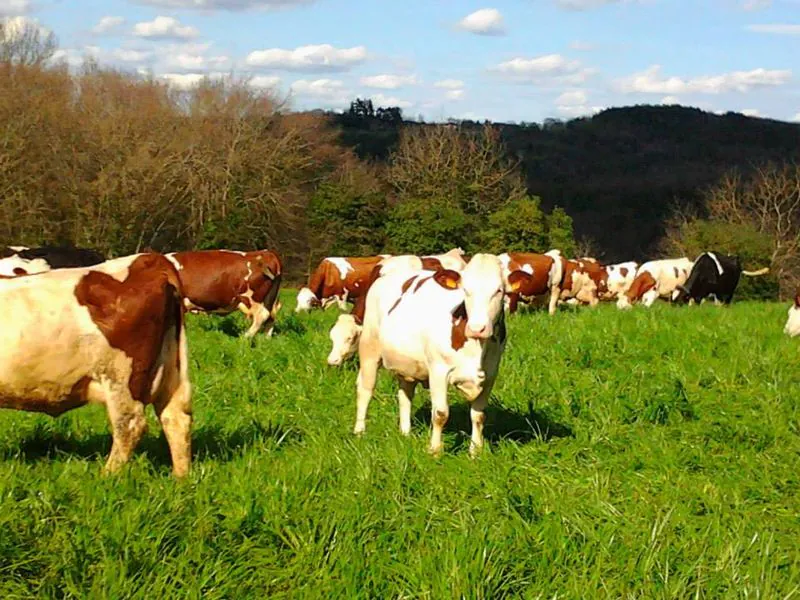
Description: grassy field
xmin=1 ymin=293 xmax=799 ymax=599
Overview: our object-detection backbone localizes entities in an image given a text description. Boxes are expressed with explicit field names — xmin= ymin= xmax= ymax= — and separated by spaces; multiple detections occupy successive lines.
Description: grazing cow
xmin=558 ymin=257 xmax=609 ymax=306
xmin=166 ymin=249 xmax=282 ymax=338
xmin=0 ymin=245 xmax=105 ymax=277
xmin=784 ymin=290 xmax=800 ymax=337
xmin=0 ymin=254 xmax=192 ymax=476
xmin=605 ymin=261 xmax=639 ymax=299
xmin=673 ymin=252 xmax=769 ymax=306
xmin=499 ymin=250 xmax=564 ymax=315
xmin=295 ymin=255 xmax=387 ymax=313
xmin=352 ymin=254 xmax=533 ymax=455
xmin=617 ymin=257 xmax=694 ymax=309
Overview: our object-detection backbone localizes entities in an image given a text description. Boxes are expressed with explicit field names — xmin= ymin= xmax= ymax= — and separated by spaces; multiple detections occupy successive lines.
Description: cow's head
xmin=434 ymin=254 xmax=533 ymax=340
xmin=785 ymin=292 xmax=800 ymax=337
xmin=672 ymin=284 xmax=692 ymax=304
xmin=295 ymin=287 xmax=320 ymax=312
xmin=327 ymin=314 xmax=361 ymax=366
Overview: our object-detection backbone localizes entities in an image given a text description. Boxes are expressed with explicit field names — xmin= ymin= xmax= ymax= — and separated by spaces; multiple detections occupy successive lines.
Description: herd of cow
xmin=0 ymin=243 xmax=788 ymax=476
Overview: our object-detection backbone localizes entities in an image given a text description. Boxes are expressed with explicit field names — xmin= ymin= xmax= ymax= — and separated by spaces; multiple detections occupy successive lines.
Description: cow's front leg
xmin=428 ymin=369 xmax=450 ymax=456
xmin=397 ymin=379 xmax=417 ymax=435
xmin=469 ymin=392 xmax=489 ymax=458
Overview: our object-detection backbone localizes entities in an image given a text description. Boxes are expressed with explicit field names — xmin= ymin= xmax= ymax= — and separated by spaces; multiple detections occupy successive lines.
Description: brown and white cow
xmin=352 ymin=255 xmax=533 ymax=456
xmin=166 ymin=249 xmax=282 ymax=338
xmin=0 ymin=253 xmax=192 ymax=476
xmin=617 ymin=257 xmax=694 ymax=309
xmin=605 ymin=261 xmax=639 ymax=299
xmin=498 ymin=250 xmax=564 ymax=315
xmin=558 ymin=257 xmax=609 ymax=306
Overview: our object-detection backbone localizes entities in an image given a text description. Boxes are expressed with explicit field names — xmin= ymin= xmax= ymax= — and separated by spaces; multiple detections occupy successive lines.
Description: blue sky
xmin=2 ymin=0 xmax=799 ymax=123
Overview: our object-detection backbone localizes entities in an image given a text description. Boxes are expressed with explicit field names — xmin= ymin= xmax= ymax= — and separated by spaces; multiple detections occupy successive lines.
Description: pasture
xmin=0 ymin=294 xmax=799 ymax=598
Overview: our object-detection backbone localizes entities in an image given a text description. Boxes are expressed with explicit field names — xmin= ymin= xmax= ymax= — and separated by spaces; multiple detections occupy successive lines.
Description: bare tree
xmin=0 ymin=17 xmax=57 ymax=65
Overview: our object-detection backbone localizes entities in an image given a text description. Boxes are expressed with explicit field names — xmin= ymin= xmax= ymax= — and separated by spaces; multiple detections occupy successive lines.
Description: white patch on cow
xmin=431 ymin=248 xmax=468 ymax=272
xmin=379 ymin=255 xmax=422 ymax=276
xmin=295 ymin=287 xmax=318 ymax=312
xmin=498 ymin=253 xmax=510 ymax=272
xmin=521 ymin=264 xmax=534 ymax=275
xmin=785 ymin=304 xmax=800 ymax=337
xmin=8 ymin=246 xmax=28 ymax=252
xmin=326 ymin=257 xmax=354 ymax=280
xmin=165 ymin=253 xmax=183 ymax=271
xmin=0 ymin=255 xmax=51 ymax=277
xmin=327 ymin=314 xmax=362 ymax=366
xmin=706 ymin=252 xmax=724 ymax=276
xmin=642 ymin=288 xmax=660 ymax=307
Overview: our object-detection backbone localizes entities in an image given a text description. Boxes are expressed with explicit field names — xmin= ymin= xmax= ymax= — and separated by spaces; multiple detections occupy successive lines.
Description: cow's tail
xmin=742 ymin=267 xmax=770 ymax=277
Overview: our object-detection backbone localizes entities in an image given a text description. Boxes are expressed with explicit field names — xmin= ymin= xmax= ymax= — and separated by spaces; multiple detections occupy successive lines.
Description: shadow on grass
xmin=3 ymin=420 xmax=301 ymax=468
xmin=413 ymin=399 xmax=572 ymax=452
xmin=196 ymin=314 xmax=244 ymax=337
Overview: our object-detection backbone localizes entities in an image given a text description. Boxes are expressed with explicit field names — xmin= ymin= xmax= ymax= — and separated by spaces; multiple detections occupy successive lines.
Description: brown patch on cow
xmin=400 ymin=276 xmax=416 ymax=294
xmin=13 ymin=267 xmax=27 ymax=276
xmin=451 ymin=303 xmax=468 ymax=350
xmin=420 ymin=257 xmax=443 ymax=271
xmin=673 ymin=266 xmax=680 ymax=278
xmin=620 ymin=267 xmax=629 ymax=277
xmin=433 ymin=269 xmax=461 ymax=290
xmin=413 ymin=276 xmax=433 ymax=293
xmin=75 ymin=254 xmax=183 ymax=403
xmin=306 ymin=256 xmax=384 ymax=307
xmin=626 ymin=271 xmax=657 ymax=302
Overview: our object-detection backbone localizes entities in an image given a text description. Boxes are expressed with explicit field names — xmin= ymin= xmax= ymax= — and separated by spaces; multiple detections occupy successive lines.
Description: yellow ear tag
xmin=445 ymin=278 xmax=458 ymax=289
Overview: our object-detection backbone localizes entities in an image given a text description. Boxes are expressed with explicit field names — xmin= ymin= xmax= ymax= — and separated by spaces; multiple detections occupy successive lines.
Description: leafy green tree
xmin=385 ymin=198 xmax=473 ymax=255
xmin=481 ymin=196 xmax=548 ymax=253
xmin=546 ymin=207 xmax=577 ymax=256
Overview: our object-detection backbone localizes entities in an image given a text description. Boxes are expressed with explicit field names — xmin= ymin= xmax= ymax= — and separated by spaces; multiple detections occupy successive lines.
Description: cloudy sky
xmin=2 ymin=0 xmax=799 ymax=123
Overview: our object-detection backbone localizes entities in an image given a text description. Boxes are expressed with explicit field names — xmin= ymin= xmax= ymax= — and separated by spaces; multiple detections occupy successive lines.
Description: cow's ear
xmin=507 ymin=270 xmax=531 ymax=293
xmin=433 ymin=269 xmax=461 ymax=290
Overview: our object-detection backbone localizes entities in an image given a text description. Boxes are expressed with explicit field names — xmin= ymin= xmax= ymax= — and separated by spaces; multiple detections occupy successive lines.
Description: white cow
xmin=605 ymin=261 xmax=639 ymax=299
xmin=617 ymin=257 xmax=694 ymax=309
xmin=352 ymin=254 xmax=532 ymax=456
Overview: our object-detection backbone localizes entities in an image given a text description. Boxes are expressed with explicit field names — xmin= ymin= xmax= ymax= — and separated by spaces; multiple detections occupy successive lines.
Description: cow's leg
xmin=354 ymin=340 xmax=380 ymax=435
xmin=242 ymin=302 xmax=269 ymax=338
xmin=154 ymin=379 xmax=192 ymax=478
xmin=548 ymin=286 xmax=560 ymax=315
xmin=104 ymin=387 xmax=148 ymax=474
xmin=428 ymin=369 xmax=450 ymax=456
xmin=397 ymin=379 xmax=417 ymax=436
xmin=469 ymin=392 xmax=490 ymax=458
xmin=507 ymin=293 xmax=519 ymax=314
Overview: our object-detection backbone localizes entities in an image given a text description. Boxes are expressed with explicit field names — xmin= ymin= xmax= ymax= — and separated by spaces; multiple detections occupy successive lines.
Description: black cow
xmin=0 ymin=245 xmax=106 ymax=276
xmin=674 ymin=252 xmax=769 ymax=305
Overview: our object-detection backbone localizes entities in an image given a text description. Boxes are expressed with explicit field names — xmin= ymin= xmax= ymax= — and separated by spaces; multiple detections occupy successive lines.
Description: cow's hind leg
xmin=469 ymin=392 xmax=489 ymax=458
xmin=104 ymin=386 xmax=148 ymax=474
xmin=155 ymin=380 xmax=192 ymax=478
xmin=428 ymin=369 xmax=450 ymax=456
xmin=397 ymin=379 xmax=417 ymax=436
xmin=242 ymin=301 xmax=269 ymax=338
xmin=354 ymin=334 xmax=380 ymax=435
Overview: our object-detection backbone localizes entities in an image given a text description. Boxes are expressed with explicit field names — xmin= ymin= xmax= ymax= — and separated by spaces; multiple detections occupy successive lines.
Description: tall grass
xmin=0 ymin=296 xmax=798 ymax=598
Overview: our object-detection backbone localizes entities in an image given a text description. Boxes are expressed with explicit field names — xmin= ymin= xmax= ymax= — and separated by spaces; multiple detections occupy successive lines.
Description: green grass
xmin=1 ymin=294 xmax=799 ymax=599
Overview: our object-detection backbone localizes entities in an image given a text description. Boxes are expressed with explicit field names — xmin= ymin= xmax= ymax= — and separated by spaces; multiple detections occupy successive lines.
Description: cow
xmin=673 ymin=252 xmax=769 ymax=306
xmin=351 ymin=254 xmax=533 ymax=456
xmin=498 ymin=250 xmax=563 ymax=315
xmin=166 ymin=249 xmax=282 ymax=338
xmin=605 ymin=261 xmax=639 ymax=299
xmin=0 ymin=245 xmax=106 ymax=277
xmin=558 ymin=257 xmax=609 ymax=307
xmin=617 ymin=257 xmax=694 ymax=309
xmin=784 ymin=290 xmax=800 ymax=337
xmin=0 ymin=253 xmax=192 ymax=476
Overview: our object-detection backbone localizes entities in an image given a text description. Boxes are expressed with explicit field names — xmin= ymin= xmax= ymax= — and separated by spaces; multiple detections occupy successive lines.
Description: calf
xmin=617 ymin=257 xmax=694 ymax=309
xmin=0 ymin=253 xmax=192 ymax=476
xmin=166 ymin=249 xmax=282 ymax=338
xmin=499 ymin=250 xmax=563 ymax=315
xmin=352 ymin=254 xmax=533 ymax=455
xmin=0 ymin=245 xmax=105 ymax=277
xmin=673 ymin=252 xmax=768 ymax=305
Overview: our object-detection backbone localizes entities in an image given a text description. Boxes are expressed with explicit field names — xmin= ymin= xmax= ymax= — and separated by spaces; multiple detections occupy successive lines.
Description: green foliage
xmin=384 ymin=197 xmax=474 ymax=255
xmin=546 ymin=206 xmax=577 ymax=256
xmin=307 ymin=182 xmax=388 ymax=257
xmin=671 ymin=220 xmax=778 ymax=300
xmin=1 ymin=294 xmax=799 ymax=597
xmin=481 ymin=196 xmax=548 ymax=253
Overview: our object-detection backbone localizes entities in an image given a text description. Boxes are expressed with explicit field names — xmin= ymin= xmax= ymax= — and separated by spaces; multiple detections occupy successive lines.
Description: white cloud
xmin=556 ymin=0 xmax=629 ymax=10
xmin=133 ymin=16 xmax=199 ymax=40
xmin=249 ymin=75 xmax=281 ymax=89
xmin=371 ymin=93 xmax=412 ymax=109
xmin=457 ymin=8 xmax=505 ymax=36
xmin=741 ymin=108 xmax=762 ymax=117
xmin=161 ymin=72 xmax=209 ymax=89
xmin=660 ymin=95 xmax=680 ymax=104
xmin=163 ymin=46 xmax=229 ymax=71
xmin=746 ymin=24 xmax=800 ymax=35
xmin=0 ymin=0 xmax=28 ymax=17
xmin=792 ymin=112 xmax=800 ymax=122
xmin=616 ymin=64 xmax=791 ymax=94
xmin=555 ymin=89 xmax=587 ymax=106
xmin=51 ymin=47 xmax=99 ymax=68
xmin=434 ymin=79 xmax=464 ymax=89
xmin=92 ymin=16 xmax=125 ymax=34
xmin=741 ymin=0 xmax=771 ymax=10
xmin=359 ymin=74 xmax=418 ymax=89
xmin=1 ymin=15 xmax=48 ymax=40
xmin=491 ymin=54 xmax=594 ymax=85
xmin=445 ymin=89 xmax=464 ymax=100
xmin=134 ymin=0 xmax=315 ymax=9
xmin=112 ymin=48 xmax=152 ymax=63
xmin=554 ymin=89 xmax=600 ymax=117
xmin=556 ymin=104 xmax=603 ymax=117
xmin=290 ymin=78 xmax=351 ymax=106
xmin=246 ymin=44 xmax=367 ymax=72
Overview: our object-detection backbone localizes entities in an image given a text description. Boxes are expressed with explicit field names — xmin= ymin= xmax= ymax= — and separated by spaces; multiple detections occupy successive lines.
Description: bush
xmin=385 ymin=198 xmax=474 ymax=255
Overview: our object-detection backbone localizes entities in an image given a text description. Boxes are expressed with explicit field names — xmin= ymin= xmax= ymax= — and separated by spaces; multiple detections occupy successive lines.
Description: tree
xmin=385 ymin=198 xmax=473 ymax=255
xmin=0 ymin=17 xmax=57 ymax=65
xmin=546 ymin=207 xmax=577 ymax=256
xmin=481 ymin=196 xmax=548 ymax=253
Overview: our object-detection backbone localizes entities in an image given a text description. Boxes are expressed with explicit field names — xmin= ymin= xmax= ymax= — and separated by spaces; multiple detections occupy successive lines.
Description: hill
xmin=334 ymin=104 xmax=800 ymax=261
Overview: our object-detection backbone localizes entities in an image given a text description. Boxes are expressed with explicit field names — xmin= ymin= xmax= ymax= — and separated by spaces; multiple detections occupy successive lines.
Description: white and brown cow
xmin=617 ymin=257 xmax=694 ymax=309
xmin=352 ymin=254 xmax=533 ymax=456
xmin=166 ymin=249 xmax=282 ymax=338
xmin=295 ymin=255 xmax=388 ymax=313
xmin=784 ymin=289 xmax=800 ymax=337
xmin=558 ymin=257 xmax=609 ymax=306
xmin=0 ymin=253 xmax=192 ymax=476
xmin=605 ymin=261 xmax=639 ymax=299
xmin=498 ymin=250 xmax=563 ymax=315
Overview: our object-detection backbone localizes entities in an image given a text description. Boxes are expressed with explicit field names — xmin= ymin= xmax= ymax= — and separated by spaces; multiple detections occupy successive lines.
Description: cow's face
xmin=295 ymin=287 xmax=320 ymax=312
xmin=672 ymin=285 xmax=691 ymax=304
xmin=437 ymin=254 xmax=532 ymax=340
xmin=785 ymin=294 xmax=800 ymax=337
xmin=327 ymin=314 xmax=361 ymax=365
